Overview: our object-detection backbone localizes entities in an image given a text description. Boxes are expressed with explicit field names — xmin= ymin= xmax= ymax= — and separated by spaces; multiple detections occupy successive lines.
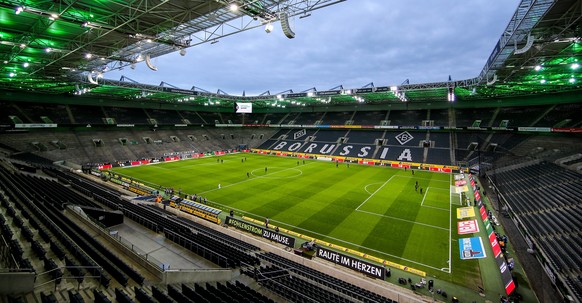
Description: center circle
xmin=251 ymin=167 xmax=303 ymax=179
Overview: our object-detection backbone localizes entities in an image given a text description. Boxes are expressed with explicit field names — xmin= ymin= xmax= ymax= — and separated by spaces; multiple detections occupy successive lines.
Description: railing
xmin=69 ymin=205 xmax=164 ymax=271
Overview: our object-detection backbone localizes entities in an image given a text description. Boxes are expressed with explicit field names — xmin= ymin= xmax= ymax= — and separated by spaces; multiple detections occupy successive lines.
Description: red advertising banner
xmin=131 ymin=159 xmax=150 ymax=166
xmin=474 ymin=190 xmax=481 ymax=204
xmin=480 ymin=205 xmax=488 ymax=221
xmin=488 ymin=232 xmax=502 ymax=258
xmin=455 ymin=180 xmax=467 ymax=186
xmin=552 ymin=128 xmax=582 ymax=133
xmin=97 ymin=164 xmax=112 ymax=170
xmin=457 ymin=220 xmax=480 ymax=235
xmin=505 ymin=276 xmax=516 ymax=294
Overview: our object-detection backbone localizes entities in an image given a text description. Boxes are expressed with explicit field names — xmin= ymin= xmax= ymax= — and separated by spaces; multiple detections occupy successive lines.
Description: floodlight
xmin=15 ymin=6 xmax=24 ymax=15
xmin=540 ymin=79 xmax=546 ymax=84
xmin=534 ymin=65 xmax=542 ymax=71
xmin=85 ymin=53 xmax=92 ymax=59
xmin=9 ymin=72 xmax=15 ymax=77
xmin=569 ymin=78 xmax=576 ymax=83
xmin=571 ymin=63 xmax=580 ymax=70
xmin=265 ymin=23 xmax=274 ymax=33
xmin=45 ymin=47 xmax=51 ymax=53
xmin=179 ymin=48 xmax=186 ymax=56
xmin=23 ymin=62 xmax=29 ymax=68
xmin=229 ymin=3 xmax=239 ymax=12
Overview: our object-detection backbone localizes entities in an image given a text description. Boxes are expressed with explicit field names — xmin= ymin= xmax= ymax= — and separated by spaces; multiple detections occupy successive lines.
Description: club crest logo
xmin=294 ymin=129 xmax=307 ymax=140
xmin=395 ymin=131 xmax=414 ymax=145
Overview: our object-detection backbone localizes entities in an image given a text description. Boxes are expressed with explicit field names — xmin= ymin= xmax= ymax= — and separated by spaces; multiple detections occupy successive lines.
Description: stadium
xmin=0 ymin=0 xmax=580 ymax=303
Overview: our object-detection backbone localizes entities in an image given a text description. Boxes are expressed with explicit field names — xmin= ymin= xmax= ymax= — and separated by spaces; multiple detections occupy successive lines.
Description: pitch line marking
xmin=364 ymin=183 xmax=385 ymax=195
xmin=394 ymin=175 xmax=450 ymax=183
xmin=422 ymin=205 xmax=450 ymax=211
xmin=420 ymin=187 xmax=430 ymax=206
xmin=356 ymin=176 xmax=395 ymax=211
xmin=355 ymin=209 xmax=449 ymax=231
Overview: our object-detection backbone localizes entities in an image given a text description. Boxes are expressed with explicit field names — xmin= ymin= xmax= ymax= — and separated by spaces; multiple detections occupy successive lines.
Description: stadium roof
xmin=0 ymin=0 xmax=580 ymax=108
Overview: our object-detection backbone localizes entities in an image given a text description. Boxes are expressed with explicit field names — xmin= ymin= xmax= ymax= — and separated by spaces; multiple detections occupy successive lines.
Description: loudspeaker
xmin=279 ymin=12 xmax=295 ymax=39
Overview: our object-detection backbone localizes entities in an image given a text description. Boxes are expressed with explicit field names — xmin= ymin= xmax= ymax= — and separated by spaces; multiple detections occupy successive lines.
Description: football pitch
xmin=111 ymin=153 xmax=476 ymax=281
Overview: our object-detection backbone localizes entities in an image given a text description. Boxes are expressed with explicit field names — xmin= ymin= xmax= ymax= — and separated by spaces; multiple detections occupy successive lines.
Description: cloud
xmin=106 ymin=0 xmax=519 ymax=95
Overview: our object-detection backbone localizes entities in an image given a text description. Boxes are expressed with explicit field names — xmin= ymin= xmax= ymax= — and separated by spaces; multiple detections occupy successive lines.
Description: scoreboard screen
xmin=235 ymin=102 xmax=252 ymax=113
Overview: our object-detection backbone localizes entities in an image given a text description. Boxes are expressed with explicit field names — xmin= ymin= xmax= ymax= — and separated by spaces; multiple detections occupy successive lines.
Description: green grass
xmin=111 ymin=153 xmax=480 ymax=284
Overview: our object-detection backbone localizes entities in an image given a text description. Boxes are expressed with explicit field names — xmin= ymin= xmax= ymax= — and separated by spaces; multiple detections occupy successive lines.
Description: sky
xmin=106 ymin=0 xmax=520 ymax=96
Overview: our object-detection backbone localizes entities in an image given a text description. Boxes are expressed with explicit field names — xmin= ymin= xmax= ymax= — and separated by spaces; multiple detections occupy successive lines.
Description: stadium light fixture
xmin=540 ymin=79 xmax=546 ymax=84
xmin=15 ymin=6 xmax=24 ymax=15
xmin=23 ymin=62 xmax=29 ymax=68
xmin=569 ymin=78 xmax=576 ymax=83
xmin=572 ymin=63 xmax=580 ymax=70
xmin=179 ymin=48 xmax=186 ymax=56
xmin=534 ymin=65 xmax=542 ymax=71
xmin=229 ymin=3 xmax=239 ymax=12
xmin=265 ymin=23 xmax=274 ymax=33
xmin=9 ymin=72 xmax=15 ymax=77
xmin=85 ymin=53 xmax=92 ymax=59
xmin=45 ymin=47 xmax=51 ymax=53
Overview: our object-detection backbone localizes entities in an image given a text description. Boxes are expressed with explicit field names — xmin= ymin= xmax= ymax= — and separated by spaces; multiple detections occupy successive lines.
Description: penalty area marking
xmin=364 ymin=183 xmax=386 ymax=195
xmin=420 ymin=187 xmax=450 ymax=211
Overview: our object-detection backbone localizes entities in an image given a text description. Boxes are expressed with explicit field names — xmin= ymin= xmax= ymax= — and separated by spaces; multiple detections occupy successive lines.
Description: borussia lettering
xmin=357 ymin=146 xmax=372 ymax=157
xmin=304 ymin=143 xmax=317 ymax=153
xmin=339 ymin=145 xmax=353 ymax=156
xmin=288 ymin=142 xmax=302 ymax=151
xmin=397 ymin=149 xmax=412 ymax=161
xmin=273 ymin=142 xmax=287 ymax=150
